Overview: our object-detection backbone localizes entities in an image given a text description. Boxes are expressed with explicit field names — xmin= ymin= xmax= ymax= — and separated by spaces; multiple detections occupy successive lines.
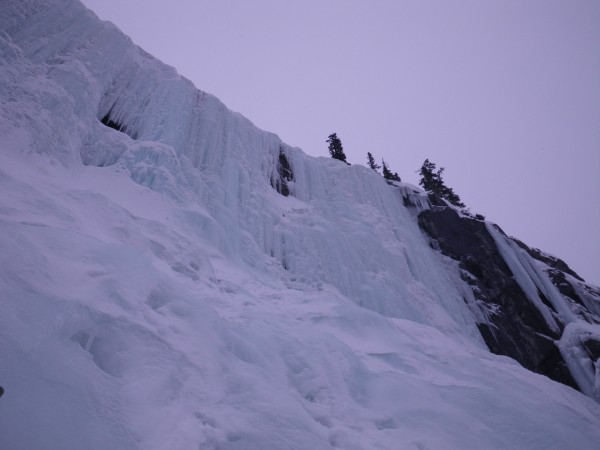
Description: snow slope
xmin=1 ymin=1 xmax=599 ymax=448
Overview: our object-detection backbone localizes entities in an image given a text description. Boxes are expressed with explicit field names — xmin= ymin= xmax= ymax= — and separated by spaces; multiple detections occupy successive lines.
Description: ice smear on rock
xmin=1 ymin=0 xmax=600 ymax=449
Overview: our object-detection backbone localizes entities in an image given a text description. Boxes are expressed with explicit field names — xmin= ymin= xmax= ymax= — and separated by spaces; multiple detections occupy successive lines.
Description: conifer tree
xmin=326 ymin=133 xmax=347 ymax=162
xmin=419 ymin=159 xmax=439 ymax=191
xmin=382 ymin=159 xmax=392 ymax=180
xmin=382 ymin=159 xmax=401 ymax=182
xmin=367 ymin=152 xmax=380 ymax=171
xmin=418 ymin=159 xmax=465 ymax=208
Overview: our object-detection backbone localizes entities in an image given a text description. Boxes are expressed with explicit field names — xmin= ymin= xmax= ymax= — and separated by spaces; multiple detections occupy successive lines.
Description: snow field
xmin=1 ymin=0 xmax=600 ymax=448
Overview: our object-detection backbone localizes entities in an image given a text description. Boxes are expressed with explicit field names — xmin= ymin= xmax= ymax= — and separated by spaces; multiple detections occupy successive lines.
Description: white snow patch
xmin=0 ymin=1 xmax=599 ymax=448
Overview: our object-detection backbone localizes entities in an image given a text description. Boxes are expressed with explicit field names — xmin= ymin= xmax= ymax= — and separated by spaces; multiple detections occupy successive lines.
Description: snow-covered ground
xmin=1 ymin=1 xmax=599 ymax=448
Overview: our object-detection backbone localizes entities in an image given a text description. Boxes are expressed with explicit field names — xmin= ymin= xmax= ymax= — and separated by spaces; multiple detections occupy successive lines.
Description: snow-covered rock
xmin=416 ymin=199 xmax=600 ymax=393
xmin=1 ymin=1 xmax=599 ymax=449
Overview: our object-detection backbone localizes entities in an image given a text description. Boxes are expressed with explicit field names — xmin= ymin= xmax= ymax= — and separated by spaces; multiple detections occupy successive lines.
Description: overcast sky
xmin=81 ymin=0 xmax=599 ymax=285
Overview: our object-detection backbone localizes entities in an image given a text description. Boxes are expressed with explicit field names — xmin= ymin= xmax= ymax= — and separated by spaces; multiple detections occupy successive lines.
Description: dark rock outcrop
xmin=512 ymin=238 xmax=600 ymax=320
xmin=582 ymin=337 xmax=600 ymax=362
xmin=271 ymin=147 xmax=294 ymax=197
xmin=99 ymin=107 xmax=138 ymax=140
xmin=417 ymin=204 xmax=582 ymax=389
xmin=512 ymin=238 xmax=583 ymax=281
xmin=100 ymin=111 xmax=125 ymax=133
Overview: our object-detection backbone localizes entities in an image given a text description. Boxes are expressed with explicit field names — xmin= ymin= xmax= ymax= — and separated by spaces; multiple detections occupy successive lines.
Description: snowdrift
xmin=1 ymin=1 xmax=599 ymax=449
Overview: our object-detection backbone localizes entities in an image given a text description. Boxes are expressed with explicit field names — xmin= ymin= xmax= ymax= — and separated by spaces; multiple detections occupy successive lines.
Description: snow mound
xmin=1 ymin=1 xmax=600 ymax=449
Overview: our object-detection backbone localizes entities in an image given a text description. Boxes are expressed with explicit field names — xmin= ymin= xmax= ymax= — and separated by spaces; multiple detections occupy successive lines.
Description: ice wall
xmin=0 ymin=0 xmax=485 ymax=342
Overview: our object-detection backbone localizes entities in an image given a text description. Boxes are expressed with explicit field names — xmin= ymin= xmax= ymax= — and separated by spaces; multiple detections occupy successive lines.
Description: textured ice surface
xmin=1 ymin=1 xmax=600 ymax=449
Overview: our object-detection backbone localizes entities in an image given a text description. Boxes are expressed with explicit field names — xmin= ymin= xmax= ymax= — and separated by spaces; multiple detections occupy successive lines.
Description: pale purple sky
xmin=81 ymin=0 xmax=599 ymax=285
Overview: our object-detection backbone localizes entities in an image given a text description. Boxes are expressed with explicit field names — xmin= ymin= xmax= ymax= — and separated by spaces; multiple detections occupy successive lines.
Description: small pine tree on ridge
xmin=418 ymin=159 xmax=465 ymax=208
xmin=326 ymin=133 xmax=347 ymax=163
xmin=367 ymin=152 xmax=381 ymax=172
xmin=382 ymin=159 xmax=401 ymax=182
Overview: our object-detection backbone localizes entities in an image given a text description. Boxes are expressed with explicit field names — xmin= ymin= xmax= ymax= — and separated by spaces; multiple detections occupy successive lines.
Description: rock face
xmin=411 ymin=192 xmax=600 ymax=393
xmin=512 ymin=237 xmax=600 ymax=320
xmin=270 ymin=146 xmax=294 ymax=196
